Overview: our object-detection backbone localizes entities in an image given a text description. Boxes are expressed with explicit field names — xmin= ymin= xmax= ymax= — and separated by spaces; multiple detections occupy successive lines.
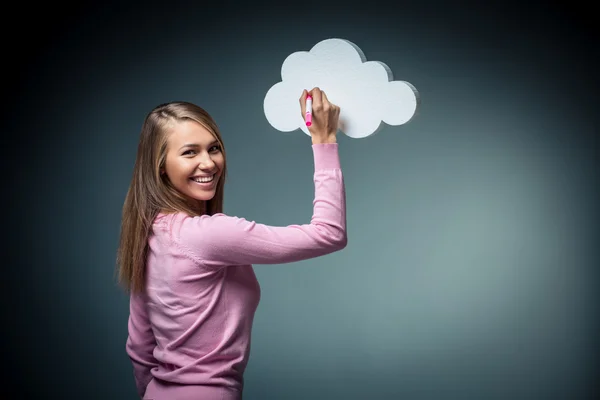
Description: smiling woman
xmin=162 ymin=120 xmax=225 ymax=206
xmin=116 ymin=91 xmax=346 ymax=400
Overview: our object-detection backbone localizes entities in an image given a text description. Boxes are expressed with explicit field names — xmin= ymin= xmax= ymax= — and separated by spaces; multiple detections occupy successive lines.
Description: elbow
xmin=315 ymin=223 xmax=347 ymax=252
xmin=332 ymin=229 xmax=348 ymax=251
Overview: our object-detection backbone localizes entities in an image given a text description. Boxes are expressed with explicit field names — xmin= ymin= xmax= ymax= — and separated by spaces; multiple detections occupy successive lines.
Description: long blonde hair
xmin=116 ymin=101 xmax=227 ymax=294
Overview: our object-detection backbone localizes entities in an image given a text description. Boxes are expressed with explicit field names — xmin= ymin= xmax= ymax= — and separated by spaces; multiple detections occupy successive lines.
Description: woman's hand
xmin=299 ymin=87 xmax=340 ymax=144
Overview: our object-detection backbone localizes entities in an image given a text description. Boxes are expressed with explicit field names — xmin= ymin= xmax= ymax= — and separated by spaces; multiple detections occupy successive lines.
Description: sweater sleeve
xmin=125 ymin=291 xmax=158 ymax=398
xmin=176 ymin=143 xmax=347 ymax=269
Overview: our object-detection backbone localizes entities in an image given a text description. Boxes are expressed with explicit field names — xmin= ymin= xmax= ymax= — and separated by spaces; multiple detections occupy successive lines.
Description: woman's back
xmin=145 ymin=212 xmax=261 ymax=386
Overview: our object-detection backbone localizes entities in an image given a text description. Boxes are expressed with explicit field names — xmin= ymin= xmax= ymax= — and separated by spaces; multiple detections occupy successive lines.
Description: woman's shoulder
xmin=157 ymin=211 xmax=228 ymax=220
xmin=154 ymin=211 xmax=231 ymax=230
xmin=156 ymin=211 xmax=240 ymax=246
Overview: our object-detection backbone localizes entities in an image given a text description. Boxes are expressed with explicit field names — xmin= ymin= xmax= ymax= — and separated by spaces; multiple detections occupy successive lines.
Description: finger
xmin=299 ymin=89 xmax=307 ymax=118
xmin=321 ymin=90 xmax=331 ymax=108
xmin=311 ymin=87 xmax=323 ymax=109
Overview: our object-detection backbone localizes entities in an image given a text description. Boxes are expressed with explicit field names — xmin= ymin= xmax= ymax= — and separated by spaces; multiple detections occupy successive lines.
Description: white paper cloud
xmin=264 ymin=38 xmax=419 ymax=139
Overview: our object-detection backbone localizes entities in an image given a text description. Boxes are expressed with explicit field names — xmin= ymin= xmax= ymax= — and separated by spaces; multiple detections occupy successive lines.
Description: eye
xmin=209 ymin=145 xmax=222 ymax=153
xmin=182 ymin=149 xmax=197 ymax=156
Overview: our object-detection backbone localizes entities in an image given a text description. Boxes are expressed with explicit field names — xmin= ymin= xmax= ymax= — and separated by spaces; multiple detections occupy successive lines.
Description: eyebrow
xmin=179 ymin=140 xmax=219 ymax=151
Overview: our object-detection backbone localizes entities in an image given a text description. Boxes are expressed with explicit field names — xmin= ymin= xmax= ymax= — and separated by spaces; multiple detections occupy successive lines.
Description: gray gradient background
xmin=3 ymin=1 xmax=597 ymax=399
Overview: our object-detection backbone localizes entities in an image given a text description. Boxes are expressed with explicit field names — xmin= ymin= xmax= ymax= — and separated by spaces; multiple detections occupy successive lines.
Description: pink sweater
xmin=126 ymin=143 xmax=346 ymax=399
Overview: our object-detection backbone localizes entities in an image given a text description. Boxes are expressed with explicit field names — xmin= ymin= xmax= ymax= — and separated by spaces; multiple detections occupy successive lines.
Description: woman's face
xmin=163 ymin=120 xmax=224 ymax=203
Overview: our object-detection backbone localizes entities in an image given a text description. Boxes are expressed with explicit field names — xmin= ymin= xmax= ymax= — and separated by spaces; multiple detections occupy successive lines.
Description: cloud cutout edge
xmin=264 ymin=38 xmax=419 ymax=139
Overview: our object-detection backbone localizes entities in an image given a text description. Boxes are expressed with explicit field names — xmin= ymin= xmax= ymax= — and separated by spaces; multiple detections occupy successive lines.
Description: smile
xmin=191 ymin=174 xmax=215 ymax=183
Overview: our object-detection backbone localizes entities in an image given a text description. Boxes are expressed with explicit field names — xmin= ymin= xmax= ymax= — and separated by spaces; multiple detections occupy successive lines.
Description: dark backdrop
xmin=3 ymin=1 xmax=597 ymax=399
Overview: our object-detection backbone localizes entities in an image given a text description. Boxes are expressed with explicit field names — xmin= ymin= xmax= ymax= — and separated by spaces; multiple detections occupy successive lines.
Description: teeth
xmin=193 ymin=175 xmax=214 ymax=183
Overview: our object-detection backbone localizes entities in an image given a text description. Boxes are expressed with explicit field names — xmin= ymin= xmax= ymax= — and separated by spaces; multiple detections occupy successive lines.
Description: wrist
xmin=311 ymin=135 xmax=337 ymax=144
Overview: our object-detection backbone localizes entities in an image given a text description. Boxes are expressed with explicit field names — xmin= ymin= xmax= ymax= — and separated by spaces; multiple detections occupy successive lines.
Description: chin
xmin=191 ymin=192 xmax=216 ymax=202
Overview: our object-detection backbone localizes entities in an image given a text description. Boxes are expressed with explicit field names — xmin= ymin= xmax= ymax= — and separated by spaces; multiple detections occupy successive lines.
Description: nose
xmin=197 ymin=152 xmax=216 ymax=170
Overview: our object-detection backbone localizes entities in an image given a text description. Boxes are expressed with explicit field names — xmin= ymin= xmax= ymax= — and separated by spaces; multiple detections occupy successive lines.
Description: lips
xmin=191 ymin=174 xmax=215 ymax=183
xmin=189 ymin=174 xmax=218 ymax=190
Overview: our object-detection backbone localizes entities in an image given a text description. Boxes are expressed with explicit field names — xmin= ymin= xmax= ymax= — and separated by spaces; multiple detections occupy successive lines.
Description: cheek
xmin=165 ymin=158 xmax=187 ymax=180
xmin=215 ymin=155 xmax=226 ymax=170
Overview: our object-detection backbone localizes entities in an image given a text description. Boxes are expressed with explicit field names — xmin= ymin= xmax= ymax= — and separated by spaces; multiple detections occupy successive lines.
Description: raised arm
xmin=176 ymin=143 xmax=346 ymax=268
xmin=175 ymin=87 xmax=346 ymax=269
